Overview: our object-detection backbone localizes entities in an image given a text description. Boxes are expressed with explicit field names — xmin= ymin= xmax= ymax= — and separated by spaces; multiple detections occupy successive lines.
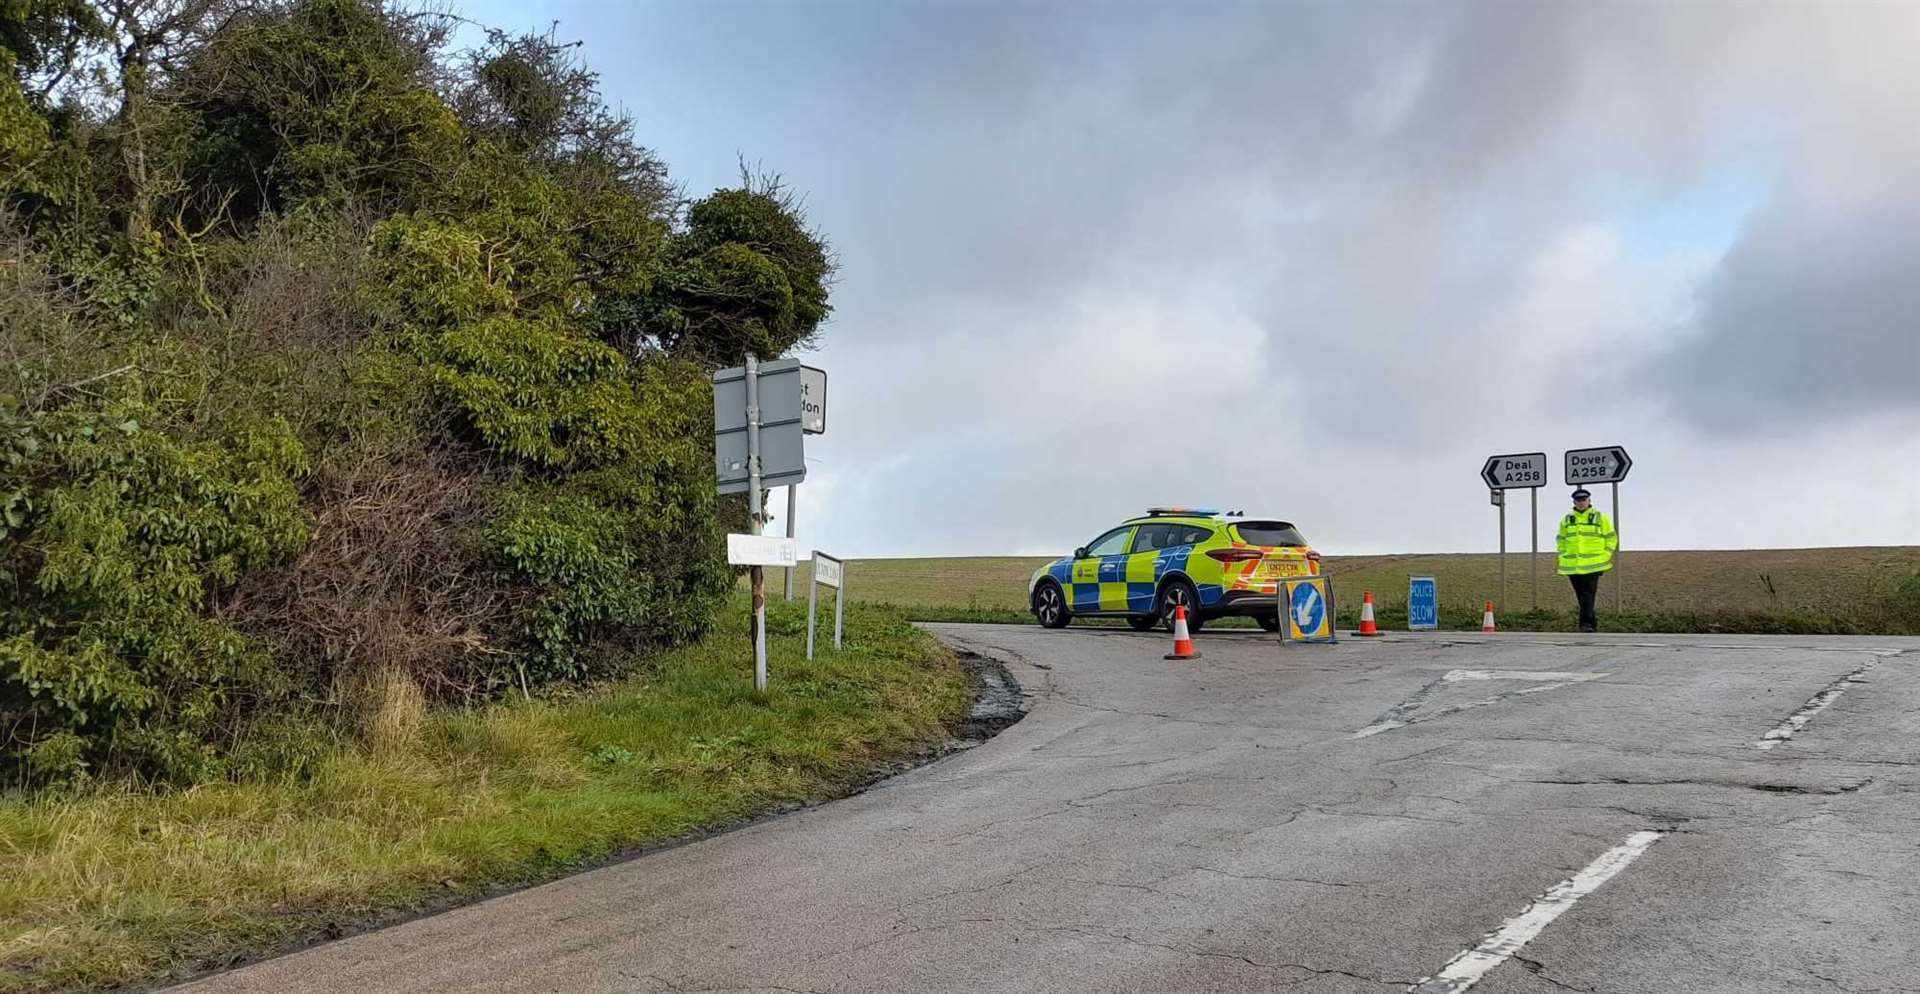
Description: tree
xmin=638 ymin=173 xmax=834 ymax=366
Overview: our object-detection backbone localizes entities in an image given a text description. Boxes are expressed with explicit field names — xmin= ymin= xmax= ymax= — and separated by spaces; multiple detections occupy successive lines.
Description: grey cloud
xmin=461 ymin=0 xmax=1920 ymax=552
xmin=1655 ymin=194 xmax=1920 ymax=431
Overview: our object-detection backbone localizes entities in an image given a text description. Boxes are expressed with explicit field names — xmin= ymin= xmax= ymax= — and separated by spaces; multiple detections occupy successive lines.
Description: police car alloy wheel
xmin=1032 ymin=581 xmax=1071 ymax=628
xmin=1158 ymin=578 xmax=1203 ymax=633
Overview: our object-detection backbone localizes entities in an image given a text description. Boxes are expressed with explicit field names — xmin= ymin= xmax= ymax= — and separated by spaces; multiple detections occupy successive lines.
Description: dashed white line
xmin=1408 ymin=830 xmax=1666 ymax=993
xmin=1353 ymin=670 xmax=1609 ymax=738
xmin=1443 ymin=675 xmax=1605 ymax=690
xmin=1756 ymin=657 xmax=1880 ymax=751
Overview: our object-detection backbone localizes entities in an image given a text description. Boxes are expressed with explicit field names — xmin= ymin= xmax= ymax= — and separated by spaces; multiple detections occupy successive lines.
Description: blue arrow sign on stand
xmin=1291 ymin=582 xmax=1325 ymax=633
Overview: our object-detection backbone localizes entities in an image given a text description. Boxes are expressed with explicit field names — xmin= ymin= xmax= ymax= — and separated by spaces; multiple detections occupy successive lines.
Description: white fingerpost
xmin=808 ymin=552 xmax=844 ymax=660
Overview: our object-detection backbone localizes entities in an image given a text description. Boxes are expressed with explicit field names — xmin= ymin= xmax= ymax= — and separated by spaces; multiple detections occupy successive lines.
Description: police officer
xmin=1556 ymin=488 xmax=1618 ymax=632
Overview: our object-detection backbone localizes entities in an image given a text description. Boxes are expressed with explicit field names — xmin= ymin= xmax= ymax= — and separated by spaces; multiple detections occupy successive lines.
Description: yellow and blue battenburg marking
xmin=1048 ymin=543 xmax=1209 ymax=613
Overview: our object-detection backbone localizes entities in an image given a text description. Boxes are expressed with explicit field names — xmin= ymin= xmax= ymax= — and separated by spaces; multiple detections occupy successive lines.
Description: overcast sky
xmin=461 ymin=1 xmax=1920 ymax=558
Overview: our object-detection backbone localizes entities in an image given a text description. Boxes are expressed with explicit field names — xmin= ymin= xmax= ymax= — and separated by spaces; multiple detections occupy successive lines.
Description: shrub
xmin=0 ymin=401 xmax=309 ymax=784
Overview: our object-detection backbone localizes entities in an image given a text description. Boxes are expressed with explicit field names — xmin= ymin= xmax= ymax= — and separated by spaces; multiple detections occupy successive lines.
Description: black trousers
xmin=1568 ymin=572 xmax=1602 ymax=631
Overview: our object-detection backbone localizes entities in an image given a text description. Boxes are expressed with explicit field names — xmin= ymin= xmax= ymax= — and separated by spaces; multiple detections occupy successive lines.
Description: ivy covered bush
xmin=0 ymin=0 xmax=831 ymax=785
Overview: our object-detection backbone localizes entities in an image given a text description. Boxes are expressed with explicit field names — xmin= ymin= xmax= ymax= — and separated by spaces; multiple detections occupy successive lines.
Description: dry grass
xmin=776 ymin=547 xmax=1920 ymax=630
xmin=0 ymin=599 xmax=968 ymax=994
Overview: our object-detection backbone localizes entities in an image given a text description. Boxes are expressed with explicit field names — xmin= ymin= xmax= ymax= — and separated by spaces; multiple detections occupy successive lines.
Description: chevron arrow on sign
xmin=1564 ymin=446 xmax=1633 ymax=485
xmin=1481 ymin=452 xmax=1549 ymax=490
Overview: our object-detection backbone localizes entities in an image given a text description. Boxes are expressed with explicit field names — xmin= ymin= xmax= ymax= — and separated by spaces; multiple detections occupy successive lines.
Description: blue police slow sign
xmin=1408 ymin=575 xmax=1438 ymax=630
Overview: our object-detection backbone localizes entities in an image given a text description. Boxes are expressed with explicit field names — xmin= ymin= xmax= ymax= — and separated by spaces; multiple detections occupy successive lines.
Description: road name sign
xmin=1564 ymin=445 xmax=1632 ymax=485
xmin=1481 ymin=452 xmax=1548 ymax=490
xmin=1408 ymin=576 xmax=1438 ymax=630
xmin=807 ymin=551 xmax=845 ymax=659
xmin=727 ymin=533 xmax=798 ymax=567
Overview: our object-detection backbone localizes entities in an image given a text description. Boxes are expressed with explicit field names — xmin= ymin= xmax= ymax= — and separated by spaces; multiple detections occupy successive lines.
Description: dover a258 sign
xmin=1564 ymin=445 xmax=1632 ymax=485
xmin=1481 ymin=452 xmax=1548 ymax=490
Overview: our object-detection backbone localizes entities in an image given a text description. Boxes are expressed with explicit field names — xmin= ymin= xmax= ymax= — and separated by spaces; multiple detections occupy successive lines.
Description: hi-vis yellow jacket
xmin=1556 ymin=508 xmax=1618 ymax=575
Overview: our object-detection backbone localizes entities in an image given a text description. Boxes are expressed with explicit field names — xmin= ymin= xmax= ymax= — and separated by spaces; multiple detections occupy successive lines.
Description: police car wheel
xmin=1032 ymin=581 xmax=1071 ymax=628
xmin=1158 ymin=579 xmax=1203 ymax=633
xmin=1255 ymin=615 xmax=1281 ymax=633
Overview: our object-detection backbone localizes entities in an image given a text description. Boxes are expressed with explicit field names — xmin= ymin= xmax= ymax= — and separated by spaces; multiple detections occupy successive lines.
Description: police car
xmin=1028 ymin=508 xmax=1322 ymax=632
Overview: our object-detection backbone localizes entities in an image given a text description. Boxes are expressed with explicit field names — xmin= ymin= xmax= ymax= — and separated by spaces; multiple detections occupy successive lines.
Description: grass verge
xmin=899 ymin=600 xmax=1916 ymax=635
xmin=0 ymin=597 xmax=969 ymax=994
xmin=780 ymin=549 xmax=1920 ymax=634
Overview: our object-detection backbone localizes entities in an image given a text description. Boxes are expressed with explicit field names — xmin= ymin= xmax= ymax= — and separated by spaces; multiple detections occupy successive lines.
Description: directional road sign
xmin=1564 ymin=445 xmax=1632 ymax=486
xmin=799 ymin=366 xmax=827 ymax=434
xmin=714 ymin=360 xmax=819 ymax=494
xmin=1481 ymin=452 xmax=1549 ymax=490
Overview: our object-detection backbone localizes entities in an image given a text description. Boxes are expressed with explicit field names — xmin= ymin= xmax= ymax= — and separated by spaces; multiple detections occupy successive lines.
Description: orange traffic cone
xmin=1482 ymin=600 xmax=1498 ymax=633
xmin=1356 ymin=591 xmax=1383 ymax=636
xmin=1164 ymin=604 xmax=1201 ymax=660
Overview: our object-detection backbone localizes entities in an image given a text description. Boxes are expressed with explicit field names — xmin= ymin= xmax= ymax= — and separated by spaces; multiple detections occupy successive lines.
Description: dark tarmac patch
xmin=951 ymin=650 xmax=1027 ymax=742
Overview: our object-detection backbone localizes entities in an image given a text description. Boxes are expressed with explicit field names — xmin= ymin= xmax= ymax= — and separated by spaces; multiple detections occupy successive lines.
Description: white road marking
xmin=1756 ymin=657 xmax=1879 ymax=751
xmin=1353 ymin=670 xmax=1609 ymax=738
xmin=1408 ymin=831 xmax=1666 ymax=994
xmin=1443 ymin=669 xmax=1607 ymax=683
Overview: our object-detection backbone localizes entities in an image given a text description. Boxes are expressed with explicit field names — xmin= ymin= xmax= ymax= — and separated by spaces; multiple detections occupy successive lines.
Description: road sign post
xmin=715 ymin=360 xmax=829 ymax=685
xmin=784 ymin=485 xmax=796 ymax=601
xmin=1481 ymin=453 xmax=1546 ymax=615
xmin=1564 ymin=446 xmax=1632 ymax=611
xmin=745 ymin=355 xmax=766 ymax=691
xmin=783 ymin=369 xmax=826 ymax=604
xmin=806 ymin=552 xmax=845 ymax=660
xmin=1496 ymin=489 xmax=1506 ymax=610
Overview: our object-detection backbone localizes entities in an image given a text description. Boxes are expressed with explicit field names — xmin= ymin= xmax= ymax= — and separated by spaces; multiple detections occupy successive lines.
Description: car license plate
xmin=1255 ymin=559 xmax=1303 ymax=579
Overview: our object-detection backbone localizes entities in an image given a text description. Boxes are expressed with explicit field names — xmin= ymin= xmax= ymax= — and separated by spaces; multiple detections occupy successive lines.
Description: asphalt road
xmin=173 ymin=626 xmax=1920 ymax=994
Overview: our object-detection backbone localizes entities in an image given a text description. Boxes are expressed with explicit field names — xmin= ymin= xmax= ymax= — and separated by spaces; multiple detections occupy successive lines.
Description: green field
xmin=772 ymin=548 xmax=1920 ymax=634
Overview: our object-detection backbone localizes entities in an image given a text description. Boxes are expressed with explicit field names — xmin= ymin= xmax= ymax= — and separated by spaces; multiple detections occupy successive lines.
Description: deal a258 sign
xmin=1480 ymin=452 xmax=1548 ymax=490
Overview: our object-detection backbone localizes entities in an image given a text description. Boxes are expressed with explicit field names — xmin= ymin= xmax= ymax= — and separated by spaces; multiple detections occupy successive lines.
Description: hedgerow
xmin=0 ymin=0 xmax=831 ymax=786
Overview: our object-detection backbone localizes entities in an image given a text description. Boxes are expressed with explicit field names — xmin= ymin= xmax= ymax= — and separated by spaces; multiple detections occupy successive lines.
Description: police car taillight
xmin=1306 ymin=550 xmax=1322 ymax=562
xmin=1204 ymin=548 xmax=1264 ymax=563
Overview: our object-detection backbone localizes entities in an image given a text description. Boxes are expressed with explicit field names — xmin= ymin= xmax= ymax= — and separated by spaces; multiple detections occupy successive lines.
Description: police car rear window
xmin=1233 ymin=521 xmax=1307 ymax=547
